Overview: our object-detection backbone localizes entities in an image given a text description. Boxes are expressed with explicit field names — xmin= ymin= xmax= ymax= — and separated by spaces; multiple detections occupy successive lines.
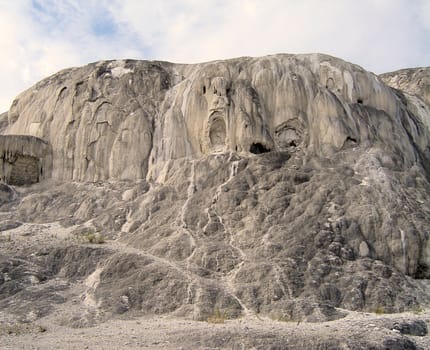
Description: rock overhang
xmin=0 ymin=135 xmax=52 ymax=185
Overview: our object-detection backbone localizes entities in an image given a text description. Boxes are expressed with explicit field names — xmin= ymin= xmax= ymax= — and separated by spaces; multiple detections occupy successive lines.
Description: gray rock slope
xmin=1 ymin=55 xmax=430 ymax=328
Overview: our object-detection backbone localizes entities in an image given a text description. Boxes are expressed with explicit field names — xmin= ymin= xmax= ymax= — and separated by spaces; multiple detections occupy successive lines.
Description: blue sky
xmin=0 ymin=0 xmax=429 ymax=112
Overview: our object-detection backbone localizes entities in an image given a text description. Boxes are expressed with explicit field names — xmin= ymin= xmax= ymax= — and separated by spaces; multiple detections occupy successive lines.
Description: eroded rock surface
xmin=0 ymin=135 xmax=52 ymax=185
xmin=381 ymin=67 xmax=430 ymax=106
xmin=0 ymin=55 xmax=430 ymax=348
xmin=5 ymin=55 xmax=430 ymax=182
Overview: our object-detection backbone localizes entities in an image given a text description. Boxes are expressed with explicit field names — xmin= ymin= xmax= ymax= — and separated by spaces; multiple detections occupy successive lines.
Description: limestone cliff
xmin=1 ymin=55 xmax=430 ymax=326
xmin=5 ymin=55 xmax=430 ymax=182
xmin=381 ymin=67 xmax=430 ymax=106
xmin=381 ymin=67 xmax=430 ymax=136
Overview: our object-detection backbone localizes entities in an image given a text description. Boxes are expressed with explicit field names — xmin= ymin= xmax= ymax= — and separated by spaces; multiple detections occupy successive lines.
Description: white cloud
xmin=0 ymin=0 xmax=145 ymax=112
xmin=0 ymin=0 xmax=429 ymax=112
xmin=104 ymin=0 xmax=430 ymax=73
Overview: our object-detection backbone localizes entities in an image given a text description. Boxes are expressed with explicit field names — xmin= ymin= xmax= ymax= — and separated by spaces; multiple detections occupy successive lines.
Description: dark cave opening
xmin=342 ymin=136 xmax=358 ymax=149
xmin=346 ymin=136 xmax=357 ymax=143
xmin=357 ymin=98 xmax=363 ymax=104
xmin=250 ymin=143 xmax=270 ymax=154
xmin=414 ymin=263 xmax=429 ymax=279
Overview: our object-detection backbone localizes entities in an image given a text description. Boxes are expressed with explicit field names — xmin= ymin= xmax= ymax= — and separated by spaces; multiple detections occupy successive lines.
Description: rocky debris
xmin=391 ymin=319 xmax=428 ymax=336
xmin=0 ymin=149 xmax=429 ymax=325
xmin=1 ymin=311 xmax=429 ymax=349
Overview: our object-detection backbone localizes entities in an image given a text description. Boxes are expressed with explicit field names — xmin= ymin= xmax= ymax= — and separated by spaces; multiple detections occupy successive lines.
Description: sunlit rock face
xmin=5 ymin=54 xmax=429 ymax=182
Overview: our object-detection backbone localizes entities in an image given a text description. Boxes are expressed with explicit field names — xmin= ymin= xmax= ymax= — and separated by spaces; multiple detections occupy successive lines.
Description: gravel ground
xmin=1 ymin=310 xmax=430 ymax=349
xmin=1 ymin=221 xmax=429 ymax=349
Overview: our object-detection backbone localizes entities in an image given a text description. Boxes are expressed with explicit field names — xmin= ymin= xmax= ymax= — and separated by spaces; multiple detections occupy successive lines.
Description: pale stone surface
xmin=381 ymin=67 xmax=430 ymax=138
xmin=359 ymin=241 xmax=370 ymax=257
xmin=0 ymin=56 xmax=430 ymax=348
xmin=0 ymin=112 xmax=8 ymax=133
xmin=381 ymin=67 xmax=430 ymax=106
xmin=5 ymin=55 xmax=430 ymax=182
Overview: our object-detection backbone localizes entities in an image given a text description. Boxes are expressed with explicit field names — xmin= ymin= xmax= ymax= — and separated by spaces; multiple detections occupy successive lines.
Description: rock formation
xmin=0 ymin=135 xmax=52 ymax=185
xmin=5 ymin=55 xmax=430 ymax=182
xmin=0 ymin=55 xmax=430 ymax=346
xmin=381 ymin=67 xmax=430 ymax=135
xmin=381 ymin=67 xmax=430 ymax=106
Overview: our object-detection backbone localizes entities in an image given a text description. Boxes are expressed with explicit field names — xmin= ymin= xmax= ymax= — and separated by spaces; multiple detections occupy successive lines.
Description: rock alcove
xmin=209 ymin=115 xmax=227 ymax=151
xmin=0 ymin=135 xmax=52 ymax=186
xmin=249 ymin=142 xmax=270 ymax=154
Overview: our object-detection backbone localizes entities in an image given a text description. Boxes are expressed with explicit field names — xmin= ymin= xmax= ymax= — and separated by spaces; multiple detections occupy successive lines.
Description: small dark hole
xmin=96 ymin=66 xmax=109 ymax=78
xmin=293 ymin=173 xmax=310 ymax=184
xmin=415 ymin=263 xmax=429 ymax=279
xmin=226 ymin=88 xmax=231 ymax=95
xmin=250 ymin=143 xmax=270 ymax=154
xmin=289 ymin=141 xmax=297 ymax=147
xmin=343 ymin=136 xmax=358 ymax=149
xmin=203 ymin=86 xmax=206 ymax=94
xmin=357 ymin=98 xmax=363 ymax=104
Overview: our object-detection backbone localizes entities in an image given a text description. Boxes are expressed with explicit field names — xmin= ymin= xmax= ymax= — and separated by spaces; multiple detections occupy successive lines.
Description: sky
xmin=0 ymin=0 xmax=429 ymax=112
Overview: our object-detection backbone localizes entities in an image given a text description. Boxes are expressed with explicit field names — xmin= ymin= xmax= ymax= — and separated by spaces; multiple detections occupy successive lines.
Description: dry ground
xmin=1 ymin=221 xmax=429 ymax=349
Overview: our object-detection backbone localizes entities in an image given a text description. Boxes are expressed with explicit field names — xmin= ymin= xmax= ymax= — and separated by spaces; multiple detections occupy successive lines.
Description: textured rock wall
xmin=1 ymin=55 xmax=430 ymax=321
xmin=381 ymin=67 xmax=430 ymax=147
xmin=1 ymin=155 xmax=39 ymax=186
xmin=5 ymin=55 xmax=430 ymax=182
xmin=381 ymin=67 xmax=430 ymax=106
xmin=0 ymin=112 xmax=9 ymax=133
xmin=0 ymin=135 xmax=52 ymax=185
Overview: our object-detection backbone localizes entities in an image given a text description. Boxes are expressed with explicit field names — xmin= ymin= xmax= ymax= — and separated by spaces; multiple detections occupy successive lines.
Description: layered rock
xmin=0 ymin=135 xmax=52 ymax=185
xmin=381 ymin=67 xmax=430 ymax=138
xmin=381 ymin=67 xmax=430 ymax=106
xmin=5 ymin=55 xmax=430 ymax=182
xmin=1 ymin=55 xmax=430 ymax=324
